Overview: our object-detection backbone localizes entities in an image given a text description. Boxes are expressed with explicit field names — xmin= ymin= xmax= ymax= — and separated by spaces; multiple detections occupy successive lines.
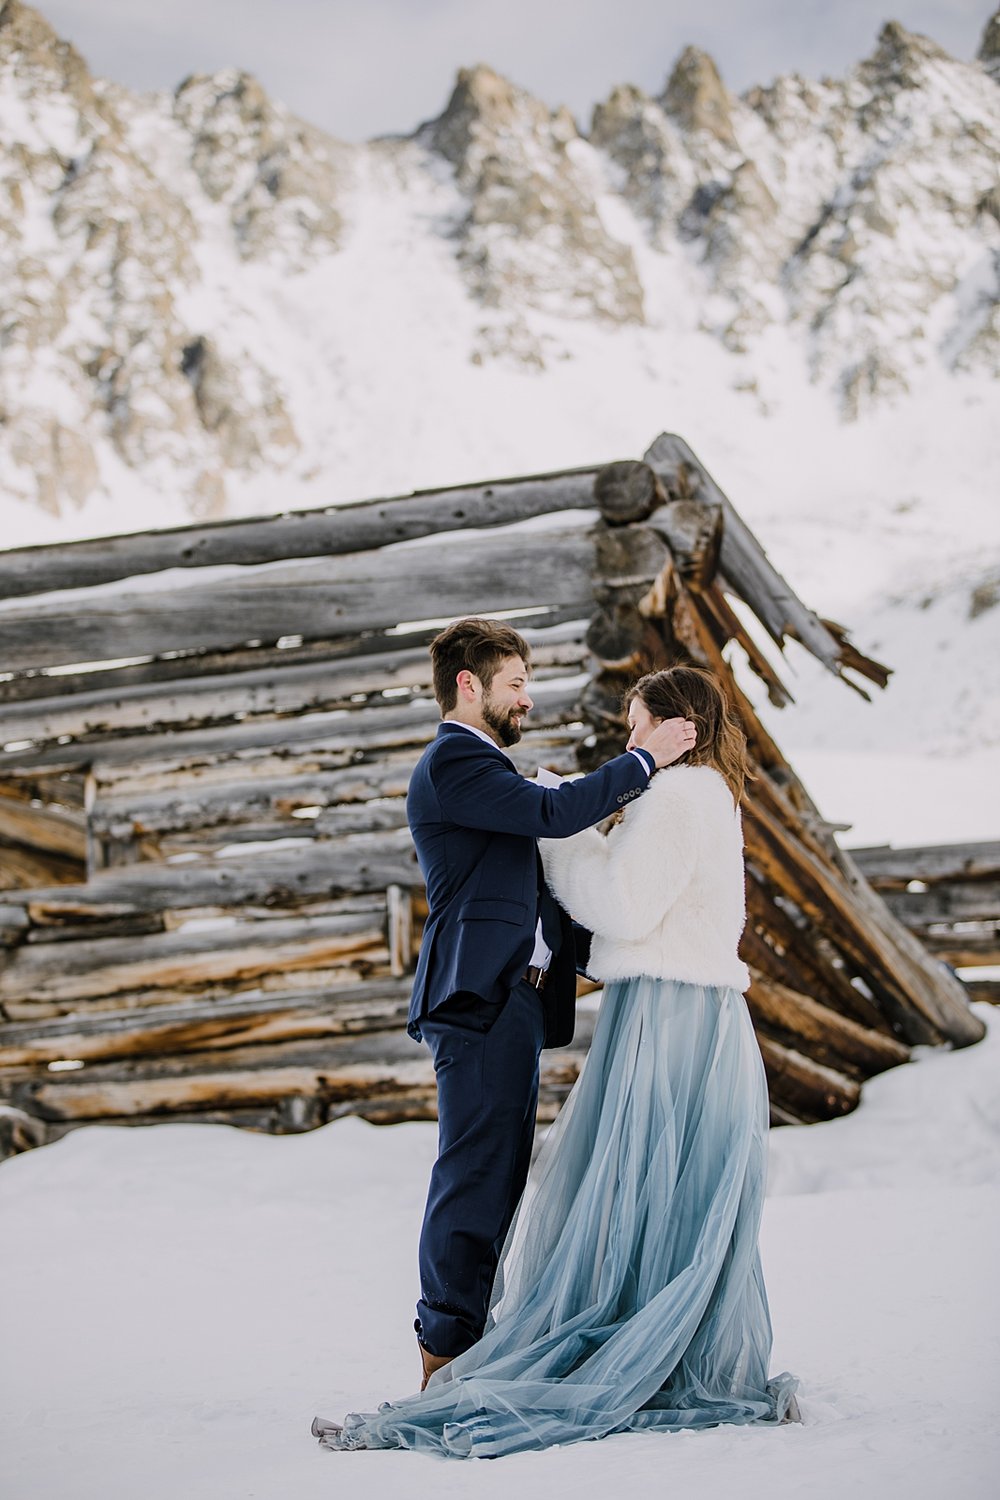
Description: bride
xmin=313 ymin=664 xmax=798 ymax=1457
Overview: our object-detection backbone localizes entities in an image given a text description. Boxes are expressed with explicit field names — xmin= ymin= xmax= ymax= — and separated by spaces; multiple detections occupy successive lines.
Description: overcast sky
xmin=38 ymin=0 xmax=995 ymax=141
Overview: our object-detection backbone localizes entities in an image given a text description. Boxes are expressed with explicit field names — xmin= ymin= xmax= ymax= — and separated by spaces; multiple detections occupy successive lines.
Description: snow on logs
xmin=0 ymin=438 xmax=990 ymax=1155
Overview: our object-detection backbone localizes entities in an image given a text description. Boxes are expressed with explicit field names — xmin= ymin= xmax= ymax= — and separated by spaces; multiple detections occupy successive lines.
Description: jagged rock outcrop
xmin=173 ymin=69 xmax=344 ymax=260
xmin=0 ymin=2 xmax=996 ymax=521
xmin=589 ymin=20 xmax=1000 ymax=409
xmin=0 ymin=2 xmax=301 ymax=518
xmin=978 ymin=8 xmax=1000 ymax=81
xmin=424 ymin=65 xmax=644 ymax=361
xmin=661 ymin=47 xmax=738 ymax=148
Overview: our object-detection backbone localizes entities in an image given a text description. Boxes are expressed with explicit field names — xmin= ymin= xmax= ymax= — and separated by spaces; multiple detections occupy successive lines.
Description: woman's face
xmin=625 ymin=696 xmax=661 ymax=751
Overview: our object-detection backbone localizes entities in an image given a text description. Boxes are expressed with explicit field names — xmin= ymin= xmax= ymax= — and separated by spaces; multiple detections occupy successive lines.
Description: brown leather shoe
xmin=418 ymin=1340 xmax=453 ymax=1390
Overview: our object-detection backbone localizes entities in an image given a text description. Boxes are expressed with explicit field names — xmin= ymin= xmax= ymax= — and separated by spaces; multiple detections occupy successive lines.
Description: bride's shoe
xmin=780 ymin=1392 xmax=802 ymax=1424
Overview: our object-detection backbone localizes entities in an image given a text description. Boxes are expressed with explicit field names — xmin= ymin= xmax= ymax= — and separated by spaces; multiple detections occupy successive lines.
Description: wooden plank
xmin=0 ymin=1028 xmax=591 ymax=1123
xmin=2 ymin=832 xmax=419 ymax=923
xmin=87 ymin=728 xmax=583 ymax=849
xmin=746 ymin=973 xmax=910 ymax=1077
xmin=0 ymin=528 xmax=597 ymax=675
xmin=0 ymin=612 xmax=589 ymax=709
xmin=0 ymin=470 xmax=599 ymax=601
xmin=0 ymin=979 xmax=414 ymax=1068
xmin=920 ymin=932 xmax=1000 ymax=967
xmin=880 ymin=882 xmax=1000 ymax=926
xmin=0 ymin=910 xmax=389 ymax=1007
xmin=3 ymin=665 xmax=586 ymax=777
xmin=756 ymin=1034 xmax=861 ymax=1121
xmin=0 ymin=904 xmax=29 ymax=947
xmin=0 ymin=634 xmax=590 ymax=753
xmin=0 ymin=840 xmax=85 ymax=890
xmin=963 ymin=979 xmax=1000 ymax=1004
xmin=848 ymin=841 xmax=1000 ymax=888
xmin=386 ymin=885 xmax=414 ymax=978
xmin=0 ymin=789 xmax=87 ymax=860
xmin=743 ymin=796 xmax=986 ymax=1048
xmin=643 ymin=432 xmax=890 ymax=691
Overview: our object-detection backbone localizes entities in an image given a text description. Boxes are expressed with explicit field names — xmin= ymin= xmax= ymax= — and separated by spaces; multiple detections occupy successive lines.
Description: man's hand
xmin=641 ymin=717 xmax=697 ymax=769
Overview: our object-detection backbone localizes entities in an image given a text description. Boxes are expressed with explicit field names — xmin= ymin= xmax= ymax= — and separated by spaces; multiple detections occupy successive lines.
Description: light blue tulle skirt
xmin=314 ymin=975 xmax=797 ymax=1458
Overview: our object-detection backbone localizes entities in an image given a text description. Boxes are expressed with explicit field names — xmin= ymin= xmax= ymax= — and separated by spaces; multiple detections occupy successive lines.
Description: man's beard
xmin=482 ymin=692 xmax=523 ymax=747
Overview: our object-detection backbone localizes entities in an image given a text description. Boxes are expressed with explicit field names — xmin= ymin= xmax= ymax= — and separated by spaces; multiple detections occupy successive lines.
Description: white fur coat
xmin=540 ymin=764 xmax=751 ymax=991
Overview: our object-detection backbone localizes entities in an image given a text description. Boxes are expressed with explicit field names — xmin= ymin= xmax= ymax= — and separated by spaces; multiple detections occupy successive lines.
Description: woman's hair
xmin=429 ymin=618 xmax=532 ymax=712
xmin=627 ymin=665 xmax=751 ymax=805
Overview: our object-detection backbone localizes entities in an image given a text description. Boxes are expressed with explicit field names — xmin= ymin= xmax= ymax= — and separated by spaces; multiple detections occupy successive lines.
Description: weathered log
xmin=848 ymin=841 xmax=1000 ymax=888
xmin=645 ymin=500 xmax=723 ymax=587
xmin=5 ymin=678 xmax=584 ymax=777
xmin=2 ymin=966 xmax=400 ymax=1023
xmin=746 ymin=973 xmax=910 ymax=1078
xmin=0 ymin=612 xmax=589 ymax=708
xmin=743 ymin=871 xmax=891 ymax=1032
xmin=2 ymin=835 xmax=419 ymax=925
xmin=0 ymin=839 xmax=85 ymax=890
xmin=0 ymin=1028 xmax=590 ymax=1124
xmin=643 ymin=433 xmax=890 ymax=691
xmin=0 ymin=633 xmax=590 ymax=755
xmin=387 ymin=885 xmax=414 ymax=978
xmin=92 ymin=759 xmax=419 ymax=847
xmin=964 ymin=979 xmax=999 ymax=1004
xmin=0 ymin=909 xmax=389 ymax=1007
xmin=592 ymin=524 xmax=671 ymax=603
xmin=151 ymin=798 xmax=412 ymax=856
xmin=585 ymin=602 xmax=647 ymax=667
xmin=0 ymin=1104 xmax=50 ymax=1159
xmin=919 ymin=931 xmax=1000 ymax=967
xmin=0 ymin=904 xmax=29 ymax=948
xmin=744 ymin=797 xmax=986 ymax=1047
xmin=0 ymin=469 xmax=600 ymax=602
xmin=755 ymin=1034 xmax=861 ymax=1122
xmin=0 ymin=978 xmax=414 ymax=1069
xmin=0 ymin=789 xmax=87 ymax=859
xmin=880 ymin=882 xmax=1000 ymax=926
xmin=694 ymin=586 xmax=793 ymax=708
xmin=0 ymin=528 xmax=597 ymax=675
xmin=25 ymin=911 xmax=168 ymax=944
xmin=593 ymin=462 xmax=665 ymax=525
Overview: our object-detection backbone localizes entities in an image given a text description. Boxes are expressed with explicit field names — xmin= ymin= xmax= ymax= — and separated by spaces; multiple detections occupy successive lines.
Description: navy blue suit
xmin=406 ymin=721 xmax=653 ymax=1357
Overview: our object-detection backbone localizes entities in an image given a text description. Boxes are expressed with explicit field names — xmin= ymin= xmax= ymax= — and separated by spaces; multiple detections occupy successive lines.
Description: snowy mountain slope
xmin=0 ymin=2 xmax=997 ymax=810
xmin=1 ymin=0 xmax=997 ymax=537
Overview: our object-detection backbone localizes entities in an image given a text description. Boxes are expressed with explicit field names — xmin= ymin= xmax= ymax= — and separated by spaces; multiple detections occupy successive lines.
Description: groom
xmin=406 ymin=618 xmax=696 ymax=1387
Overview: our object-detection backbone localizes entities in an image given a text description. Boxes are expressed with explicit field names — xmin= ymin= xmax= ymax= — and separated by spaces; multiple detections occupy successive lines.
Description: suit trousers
xmin=415 ymin=978 xmax=547 ymax=1358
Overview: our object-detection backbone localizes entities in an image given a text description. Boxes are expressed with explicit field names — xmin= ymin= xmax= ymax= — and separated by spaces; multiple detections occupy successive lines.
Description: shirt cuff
xmin=628 ymin=747 xmax=654 ymax=777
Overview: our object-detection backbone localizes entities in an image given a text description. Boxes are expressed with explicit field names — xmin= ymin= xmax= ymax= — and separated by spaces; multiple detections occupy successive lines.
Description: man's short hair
xmin=429 ymin=618 xmax=532 ymax=712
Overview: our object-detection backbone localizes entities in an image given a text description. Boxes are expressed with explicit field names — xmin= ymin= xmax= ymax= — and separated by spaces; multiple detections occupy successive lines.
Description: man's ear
xmin=455 ymin=669 xmax=479 ymax=702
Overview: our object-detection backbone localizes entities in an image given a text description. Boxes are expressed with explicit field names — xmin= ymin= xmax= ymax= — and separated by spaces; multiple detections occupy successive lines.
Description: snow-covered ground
xmin=0 ymin=1002 xmax=997 ymax=1500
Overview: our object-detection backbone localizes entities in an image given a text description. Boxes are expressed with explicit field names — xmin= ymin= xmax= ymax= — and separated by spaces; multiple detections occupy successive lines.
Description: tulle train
xmin=314 ymin=976 xmax=797 ymax=1457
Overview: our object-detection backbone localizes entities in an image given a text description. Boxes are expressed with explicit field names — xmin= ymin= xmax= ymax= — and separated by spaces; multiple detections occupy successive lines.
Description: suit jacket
xmin=406 ymin=722 xmax=652 ymax=1047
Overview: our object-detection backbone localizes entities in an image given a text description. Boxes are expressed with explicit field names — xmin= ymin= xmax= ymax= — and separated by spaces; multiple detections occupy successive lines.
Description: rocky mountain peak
xmin=423 ymin=63 xmax=644 ymax=351
xmin=172 ymin=67 xmax=345 ymax=260
xmin=0 ymin=0 xmax=96 ymax=117
xmin=859 ymin=19 xmax=952 ymax=92
xmin=978 ymin=8 xmax=1000 ymax=79
xmin=428 ymin=64 xmax=570 ymax=172
xmin=659 ymin=46 xmax=737 ymax=148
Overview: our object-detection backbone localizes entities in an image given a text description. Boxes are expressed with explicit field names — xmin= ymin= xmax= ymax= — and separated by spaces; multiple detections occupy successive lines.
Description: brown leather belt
xmin=522 ymin=965 xmax=549 ymax=991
